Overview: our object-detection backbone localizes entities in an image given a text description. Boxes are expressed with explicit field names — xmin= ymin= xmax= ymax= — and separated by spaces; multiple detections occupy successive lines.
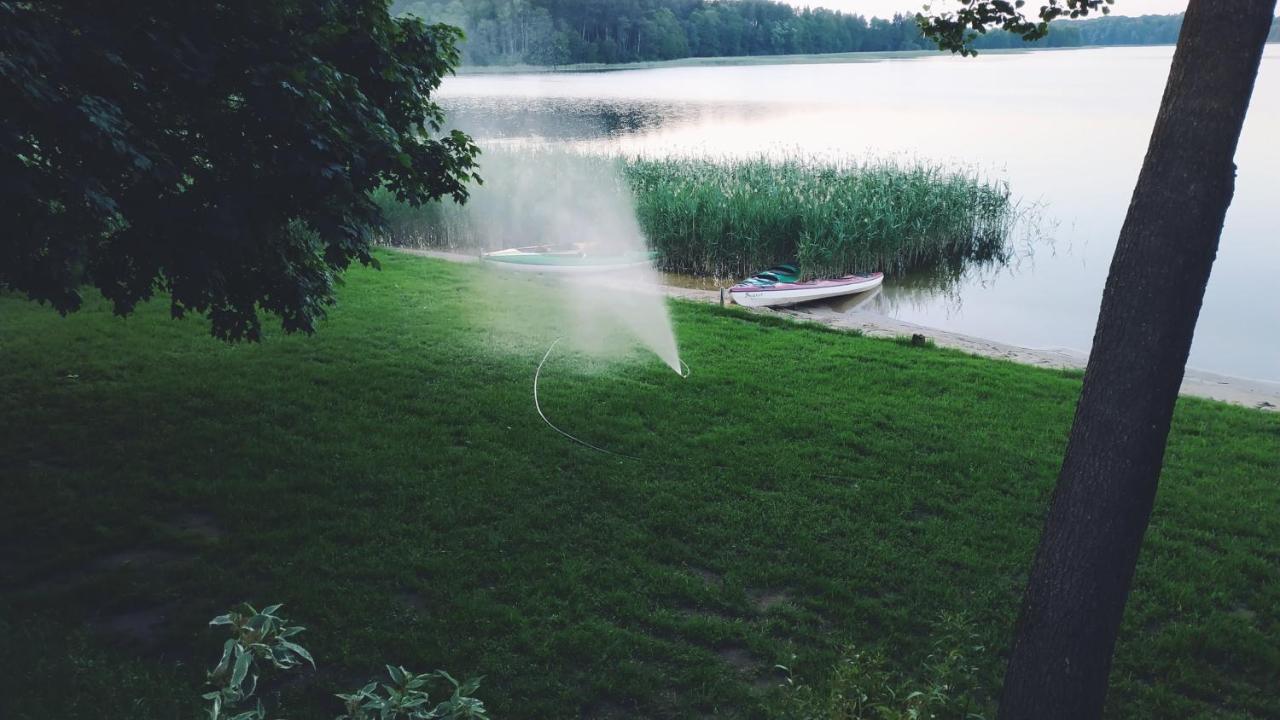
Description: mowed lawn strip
xmin=0 ymin=251 xmax=1275 ymax=719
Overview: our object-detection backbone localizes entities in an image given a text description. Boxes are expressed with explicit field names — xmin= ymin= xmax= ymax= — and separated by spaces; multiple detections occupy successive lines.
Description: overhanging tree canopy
xmin=920 ymin=0 xmax=1115 ymax=55
xmin=0 ymin=0 xmax=479 ymax=340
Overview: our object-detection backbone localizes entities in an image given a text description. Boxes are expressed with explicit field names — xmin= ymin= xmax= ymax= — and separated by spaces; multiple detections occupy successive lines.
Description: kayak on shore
xmin=729 ymin=264 xmax=884 ymax=308
xmin=482 ymin=244 xmax=657 ymax=273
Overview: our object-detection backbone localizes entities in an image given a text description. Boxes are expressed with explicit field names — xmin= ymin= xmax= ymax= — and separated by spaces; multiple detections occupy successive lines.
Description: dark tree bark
xmin=997 ymin=2 xmax=1277 ymax=719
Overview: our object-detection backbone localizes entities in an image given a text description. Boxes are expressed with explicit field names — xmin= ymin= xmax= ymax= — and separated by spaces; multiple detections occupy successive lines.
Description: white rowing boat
xmin=729 ymin=264 xmax=884 ymax=308
xmin=482 ymin=244 xmax=657 ymax=274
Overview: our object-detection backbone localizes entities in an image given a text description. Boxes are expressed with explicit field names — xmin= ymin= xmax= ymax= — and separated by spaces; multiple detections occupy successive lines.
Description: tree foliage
xmin=392 ymin=0 xmax=931 ymax=65
xmin=0 ymin=0 xmax=480 ymax=340
xmin=969 ymin=12 xmax=1186 ymax=50
xmin=918 ymin=0 xmax=1115 ymax=55
xmin=389 ymin=0 xmax=1275 ymax=66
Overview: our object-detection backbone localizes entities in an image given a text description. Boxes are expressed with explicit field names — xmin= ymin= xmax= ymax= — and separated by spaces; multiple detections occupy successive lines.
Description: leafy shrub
xmin=204 ymin=603 xmax=314 ymax=720
xmin=778 ymin=613 xmax=992 ymax=720
xmin=203 ymin=603 xmax=488 ymax=720
xmin=336 ymin=667 xmax=487 ymax=720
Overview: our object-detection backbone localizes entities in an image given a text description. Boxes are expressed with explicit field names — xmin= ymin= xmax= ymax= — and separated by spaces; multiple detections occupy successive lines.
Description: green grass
xmin=378 ymin=151 xmax=1015 ymax=282
xmin=1 ymin=251 xmax=1277 ymax=719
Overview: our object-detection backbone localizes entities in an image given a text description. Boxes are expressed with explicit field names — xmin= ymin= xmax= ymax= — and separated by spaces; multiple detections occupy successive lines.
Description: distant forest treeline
xmin=389 ymin=1 xmax=1280 ymax=66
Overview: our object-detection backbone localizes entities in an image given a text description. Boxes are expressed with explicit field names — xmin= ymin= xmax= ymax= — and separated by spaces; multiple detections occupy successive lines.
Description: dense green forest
xmin=390 ymin=0 xmax=1280 ymax=66
xmin=975 ymin=12 xmax=1280 ymax=50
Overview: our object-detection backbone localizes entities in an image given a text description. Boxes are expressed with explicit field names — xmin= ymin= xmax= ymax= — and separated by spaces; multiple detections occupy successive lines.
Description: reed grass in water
xmin=375 ymin=151 xmax=1016 ymax=280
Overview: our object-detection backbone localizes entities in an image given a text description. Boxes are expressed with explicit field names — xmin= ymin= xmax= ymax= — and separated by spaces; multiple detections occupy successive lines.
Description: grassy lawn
xmin=1 ymin=250 xmax=1276 ymax=719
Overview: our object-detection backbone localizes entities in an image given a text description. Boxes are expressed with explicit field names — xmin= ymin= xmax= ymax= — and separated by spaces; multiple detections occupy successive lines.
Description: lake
xmin=437 ymin=46 xmax=1280 ymax=383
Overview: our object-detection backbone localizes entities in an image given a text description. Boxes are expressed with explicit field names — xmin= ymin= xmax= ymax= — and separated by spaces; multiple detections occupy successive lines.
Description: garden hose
xmin=533 ymin=336 xmax=857 ymax=484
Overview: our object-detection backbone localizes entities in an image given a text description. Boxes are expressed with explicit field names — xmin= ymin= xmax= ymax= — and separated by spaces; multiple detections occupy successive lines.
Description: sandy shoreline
xmin=395 ymin=248 xmax=1280 ymax=412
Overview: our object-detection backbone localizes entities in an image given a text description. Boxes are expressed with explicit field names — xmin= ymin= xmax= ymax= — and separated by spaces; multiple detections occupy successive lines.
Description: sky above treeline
xmin=781 ymin=1 xmax=1202 ymax=19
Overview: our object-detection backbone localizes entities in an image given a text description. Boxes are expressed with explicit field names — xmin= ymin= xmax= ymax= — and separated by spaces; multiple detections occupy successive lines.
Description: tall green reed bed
xmin=629 ymin=156 xmax=1014 ymax=279
xmin=375 ymin=150 xmax=1017 ymax=280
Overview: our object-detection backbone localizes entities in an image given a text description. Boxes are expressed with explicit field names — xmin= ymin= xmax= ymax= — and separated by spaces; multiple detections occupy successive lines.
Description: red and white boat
xmin=729 ymin=264 xmax=884 ymax=308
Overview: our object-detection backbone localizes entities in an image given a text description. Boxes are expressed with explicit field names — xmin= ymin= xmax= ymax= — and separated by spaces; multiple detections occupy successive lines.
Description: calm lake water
xmin=438 ymin=47 xmax=1280 ymax=383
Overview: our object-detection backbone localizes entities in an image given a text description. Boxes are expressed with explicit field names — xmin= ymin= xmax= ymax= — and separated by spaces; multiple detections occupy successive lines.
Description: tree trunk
xmin=997 ymin=2 xmax=1276 ymax=719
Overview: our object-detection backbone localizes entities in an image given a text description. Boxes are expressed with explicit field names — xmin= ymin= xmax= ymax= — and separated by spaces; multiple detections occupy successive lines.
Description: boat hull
xmin=482 ymin=247 xmax=657 ymax=274
xmin=730 ymin=272 xmax=884 ymax=308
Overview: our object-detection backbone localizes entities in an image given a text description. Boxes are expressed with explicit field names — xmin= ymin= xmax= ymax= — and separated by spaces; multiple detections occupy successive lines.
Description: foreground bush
xmin=779 ymin=613 xmax=992 ymax=720
xmin=204 ymin=603 xmax=488 ymax=720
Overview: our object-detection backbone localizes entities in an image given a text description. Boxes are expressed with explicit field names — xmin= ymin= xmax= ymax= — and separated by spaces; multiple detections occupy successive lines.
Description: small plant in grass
xmin=205 ymin=603 xmax=314 ymax=720
xmin=336 ymin=667 xmax=488 ymax=720
xmin=203 ymin=603 xmax=488 ymax=720
xmin=778 ymin=612 xmax=991 ymax=720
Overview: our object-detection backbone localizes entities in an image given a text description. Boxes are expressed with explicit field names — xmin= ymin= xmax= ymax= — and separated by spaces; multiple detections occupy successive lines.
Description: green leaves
xmin=779 ymin=613 xmax=992 ymax=719
xmin=230 ymin=651 xmax=252 ymax=692
xmin=917 ymin=0 xmax=1115 ymax=55
xmin=335 ymin=665 xmax=489 ymax=720
xmin=1 ymin=0 xmax=478 ymax=340
xmin=278 ymin=638 xmax=316 ymax=668
xmin=203 ymin=602 xmax=313 ymax=720
xmin=203 ymin=602 xmax=486 ymax=720
xmin=212 ymin=638 xmax=237 ymax=678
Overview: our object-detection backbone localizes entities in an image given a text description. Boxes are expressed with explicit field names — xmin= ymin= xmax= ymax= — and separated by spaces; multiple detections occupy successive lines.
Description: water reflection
xmin=444 ymin=96 xmax=803 ymax=146
xmin=446 ymin=97 xmax=675 ymax=141
xmin=820 ymin=285 xmax=883 ymax=314
xmin=436 ymin=47 xmax=1280 ymax=381
xmin=442 ymin=85 xmax=1032 ymax=318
